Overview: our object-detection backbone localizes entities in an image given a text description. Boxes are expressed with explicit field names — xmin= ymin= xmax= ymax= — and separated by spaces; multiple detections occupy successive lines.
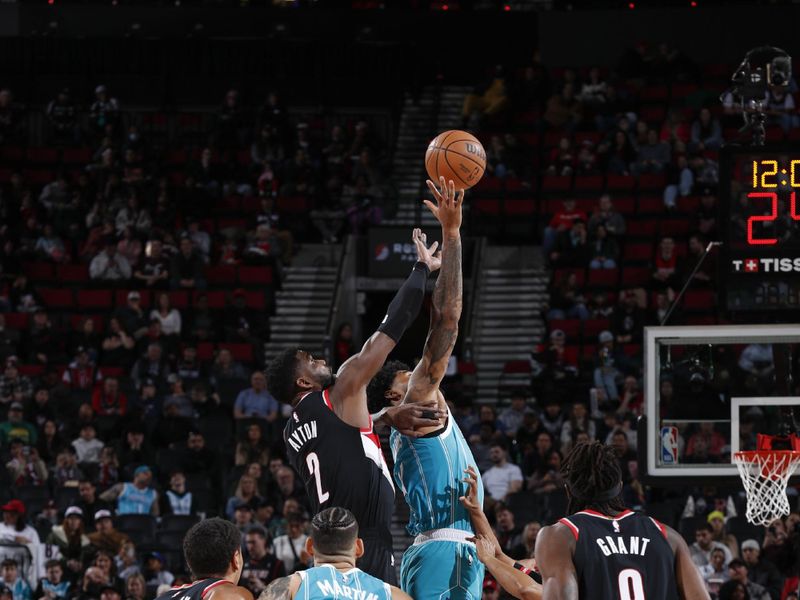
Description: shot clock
xmin=720 ymin=147 xmax=800 ymax=313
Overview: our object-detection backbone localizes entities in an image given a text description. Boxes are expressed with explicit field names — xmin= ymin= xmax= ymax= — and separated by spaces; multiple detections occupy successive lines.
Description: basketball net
xmin=733 ymin=434 xmax=800 ymax=527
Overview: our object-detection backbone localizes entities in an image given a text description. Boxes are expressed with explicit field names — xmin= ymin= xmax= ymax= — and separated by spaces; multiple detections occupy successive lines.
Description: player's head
xmin=183 ymin=517 xmax=244 ymax=582
xmin=266 ymin=348 xmax=335 ymax=406
xmin=366 ymin=360 xmax=411 ymax=413
xmin=306 ymin=507 xmax=362 ymax=566
xmin=561 ymin=441 xmax=624 ymax=515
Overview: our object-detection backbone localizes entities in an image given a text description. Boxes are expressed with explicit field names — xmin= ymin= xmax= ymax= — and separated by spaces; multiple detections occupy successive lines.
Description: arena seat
xmin=39 ymin=289 xmax=74 ymax=309
xmin=77 ymin=289 xmax=113 ymax=309
xmin=606 ymin=174 xmax=635 ymax=191
xmin=3 ymin=313 xmax=29 ymax=330
xmin=238 ymin=266 xmax=273 ymax=286
xmin=160 ymin=514 xmax=201 ymax=534
xmin=23 ymin=262 xmax=54 ymax=282
xmin=218 ymin=343 xmax=254 ymax=364
xmin=587 ymin=269 xmax=619 ymax=290
xmin=116 ymin=514 xmax=157 ymax=545
xmin=541 ymin=175 xmax=572 ymax=193
xmin=57 ymin=264 xmax=90 ymax=284
xmin=547 ymin=319 xmax=580 ymax=338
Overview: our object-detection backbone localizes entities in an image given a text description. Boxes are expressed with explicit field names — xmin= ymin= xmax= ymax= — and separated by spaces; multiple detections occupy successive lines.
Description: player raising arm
xmin=535 ymin=442 xmax=710 ymax=600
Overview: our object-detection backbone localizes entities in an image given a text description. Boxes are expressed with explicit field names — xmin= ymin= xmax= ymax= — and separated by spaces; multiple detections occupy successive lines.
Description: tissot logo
xmin=732 ymin=258 xmax=800 ymax=272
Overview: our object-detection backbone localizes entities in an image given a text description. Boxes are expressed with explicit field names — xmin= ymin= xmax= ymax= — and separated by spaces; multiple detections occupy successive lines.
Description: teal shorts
xmin=400 ymin=540 xmax=484 ymax=600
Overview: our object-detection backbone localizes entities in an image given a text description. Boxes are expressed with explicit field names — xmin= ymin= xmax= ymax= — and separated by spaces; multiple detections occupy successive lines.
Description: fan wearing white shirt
xmin=482 ymin=443 xmax=524 ymax=508
xmin=150 ymin=293 xmax=182 ymax=337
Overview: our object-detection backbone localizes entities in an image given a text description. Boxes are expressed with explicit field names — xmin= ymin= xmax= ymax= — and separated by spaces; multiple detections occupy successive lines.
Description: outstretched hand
xmin=424 ymin=176 xmax=464 ymax=233
xmin=412 ymin=228 xmax=441 ymax=272
xmin=386 ymin=402 xmax=445 ymax=438
xmin=459 ymin=466 xmax=481 ymax=513
xmin=468 ymin=534 xmax=497 ymax=564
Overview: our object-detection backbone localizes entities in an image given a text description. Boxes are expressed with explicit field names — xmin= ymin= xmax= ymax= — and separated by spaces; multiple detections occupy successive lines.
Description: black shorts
xmin=356 ymin=532 xmax=397 ymax=586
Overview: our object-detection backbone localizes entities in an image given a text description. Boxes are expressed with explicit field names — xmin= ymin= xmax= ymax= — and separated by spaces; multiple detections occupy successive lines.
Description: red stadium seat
xmin=242 ymin=196 xmax=261 ymax=213
xmin=626 ymin=221 xmax=658 ymax=238
xmin=587 ymin=269 xmax=619 ymax=289
xmin=23 ymin=262 xmax=55 ymax=282
xmin=502 ymin=360 xmax=532 ymax=374
xmin=204 ymin=266 xmax=237 ymax=285
xmin=676 ymin=195 xmax=701 ymax=213
xmin=277 ymin=196 xmax=311 ymax=213
xmin=39 ymin=289 xmax=74 ymax=309
xmin=623 ymin=242 xmax=654 ymax=262
xmin=196 ymin=343 xmax=215 ymax=362
xmin=621 ymin=267 xmax=651 ymax=286
xmin=612 ymin=197 xmax=636 ymax=215
xmin=198 ymin=291 xmax=226 ymax=309
xmin=637 ymin=196 xmax=664 ymax=214
xmin=77 ymin=290 xmax=113 ymax=309
xmin=167 ymin=291 xmax=190 ymax=309
xmin=573 ymin=175 xmax=604 ymax=192
xmin=504 ymin=199 xmax=536 ymax=216
xmin=472 ymin=199 xmax=501 ymax=215
xmin=606 ymin=174 xmax=635 ymax=190
xmin=245 ymin=291 xmax=266 ymax=310
xmin=3 ymin=313 xmax=29 ymax=330
xmin=238 ymin=266 xmax=273 ymax=286
xmin=218 ymin=343 xmax=254 ymax=363
xmin=659 ymin=219 xmax=691 ymax=237
xmin=17 ymin=364 xmax=45 ymax=377
xmin=217 ymin=218 xmax=247 ymax=231
xmin=57 ymin=264 xmax=90 ymax=283
xmin=684 ymin=290 xmax=716 ymax=311
xmin=583 ymin=319 xmax=611 ymax=339
xmin=98 ymin=367 xmax=125 ymax=378
xmin=553 ymin=268 xmax=586 ymax=287
xmin=547 ymin=319 xmax=581 ymax=338
xmin=62 ymin=148 xmax=93 ymax=164
xmin=541 ymin=175 xmax=572 ymax=192
xmin=638 ymin=173 xmax=666 ymax=190
xmin=26 ymin=147 xmax=59 ymax=164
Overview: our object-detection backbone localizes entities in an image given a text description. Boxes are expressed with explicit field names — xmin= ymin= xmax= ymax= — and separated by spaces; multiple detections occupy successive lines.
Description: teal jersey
xmin=295 ymin=566 xmax=392 ymax=600
xmin=390 ymin=411 xmax=484 ymax=537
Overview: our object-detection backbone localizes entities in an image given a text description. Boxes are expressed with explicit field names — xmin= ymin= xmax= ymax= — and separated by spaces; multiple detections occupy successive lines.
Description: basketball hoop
xmin=734 ymin=450 xmax=800 ymax=526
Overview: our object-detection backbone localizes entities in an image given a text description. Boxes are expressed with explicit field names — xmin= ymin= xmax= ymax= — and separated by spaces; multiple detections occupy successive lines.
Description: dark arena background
xmin=3 ymin=1 xmax=800 ymax=599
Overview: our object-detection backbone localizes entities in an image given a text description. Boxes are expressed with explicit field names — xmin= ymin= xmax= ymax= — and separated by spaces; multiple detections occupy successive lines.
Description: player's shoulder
xmin=205 ymin=584 xmax=253 ymax=600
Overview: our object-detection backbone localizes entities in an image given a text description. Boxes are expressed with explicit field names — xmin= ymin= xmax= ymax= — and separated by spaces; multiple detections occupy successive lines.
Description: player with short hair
xmin=268 ymin=219 xmax=447 ymax=584
xmin=535 ymin=441 xmax=709 ymax=600
xmin=256 ymin=507 xmax=411 ymax=600
xmin=154 ymin=518 xmax=253 ymax=600
xmin=368 ymin=178 xmax=483 ymax=600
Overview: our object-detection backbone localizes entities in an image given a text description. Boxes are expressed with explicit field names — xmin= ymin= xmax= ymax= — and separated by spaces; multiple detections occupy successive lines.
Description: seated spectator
xmin=35 ymin=560 xmax=71 ymax=600
xmin=700 ymin=547 xmax=729 ymax=590
xmin=497 ymin=391 xmax=530 ymax=438
xmin=131 ymin=344 xmax=170 ymax=393
xmin=76 ymin=482 xmax=111 ymax=532
xmin=588 ymin=224 xmax=619 ymax=270
xmin=133 ymin=240 xmax=170 ymax=290
xmin=241 ymin=525 xmax=286 ymax=596
xmin=546 ymin=272 xmax=589 ymax=321
xmin=738 ymin=344 xmax=774 ymax=396
xmin=45 ymin=507 xmax=90 ymax=571
xmin=332 ymin=323 xmax=355 ymax=370
xmin=601 ymin=129 xmax=635 ymax=175
xmin=0 ymin=559 xmax=31 ymax=600
xmin=527 ymin=449 xmax=564 ymax=495
xmin=96 ymin=447 xmax=120 ymax=490
xmin=90 ymin=239 xmax=132 ymax=282
xmin=187 ymin=293 xmax=219 ymax=342
xmin=691 ymin=107 xmax=723 ymax=152
xmin=243 ymin=225 xmax=278 ymax=265
xmin=0 ymin=317 xmax=20 ymax=366
xmin=494 ymin=505 xmax=523 ymax=556
xmin=52 ymin=447 xmax=83 ymax=488
xmin=560 ymin=402 xmax=596 ymax=454
xmin=663 ymin=154 xmax=694 ymax=210
xmin=163 ymin=375 xmax=193 ymax=419
xmin=115 ymin=195 xmax=151 ymax=237
xmin=692 ymin=523 xmax=734 ymax=568
xmin=235 ymin=424 xmax=270 ymax=467
xmin=593 ymin=330 xmax=628 ymax=405
xmin=545 ymin=137 xmax=576 ymax=177
xmin=46 ymin=88 xmax=78 ymax=143
xmin=226 ymin=474 xmax=263 ymax=519
xmin=521 ymin=430 xmax=555 ymax=477
xmin=37 ymin=420 xmax=66 ymax=466
xmin=234 ymin=372 xmax=279 ymax=422
xmin=116 ymin=227 xmax=142 ymax=269
xmin=0 ymin=500 xmax=40 ymax=546
xmin=182 ymin=430 xmax=218 ymax=477
xmin=142 ymin=552 xmax=173 ymax=589
xmin=122 ymin=572 xmax=144 ymax=599
xmin=765 ymin=84 xmax=798 ymax=132
xmin=612 ymin=291 xmax=645 ymax=344
xmin=728 ymin=559 xmax=770 ymax=600
xmin=72 ymin=423 xmax=104 ymax=465
xmin=740 ymin=539 xmax=782 ymax=600
xmin=697 ymin=187 xmax=718 ymax=237
xmin=550 ymin=220 xmax=590 ymax=267
xmin=91 ymin=377 xmax=127 ymax=419
xmin=272 ymin=513 xmax=309 ymax=574
xmin=708 ymin=510 xmax=740 ymax=560
xmin=481 ymin=443 xmax=523 ymax=507
xmin=169 ymin=237 xmax=205 ymax=290
xmin=34 ymin=225 xmax=67 ymax=263
xmin=63 ymin=343 xmax=99 ymax=393
xmin=116 ymin=426 xmax=154 ymax=480
xmin=99 ymin=319 xmax=135 ymax=368
xmin=253 ymin=197 xmax=293 ymax=265
xmin=461 ymin=66 xmax=509 ymax=129
xmin=159 ymin=471 xmax=194 ymax=516
xmin=578 ymin=66 xmax=608 ymax=107
xmin=100 ymin=466 xmax=158 ymax=516
xmin=543 ymin=83 xmax=581 ymax=131
xmin=0 ymin=401 xmax=38 ymax=446
xmin=633 ymin=129 xmax=670 ymax=174
xmin=80 ymin=551 xmax=123 ymax=600
xmin=6 ymin=440 xmax=47 ymax=487
xmin=89 ymin=85 xmax=120 ymax=137
xmin=25 ymin=308 xmax=60 ymax=366
xmin=587 ymin=194 xmax=626 ymax=238
xmin=681 ymin=234 xmax=714 ymax=286
xmin=535 ymin=329 xmax=579 ymax=382
xmin=224 ymin=290 xmax=267 ymax=346
xmin=617 ymin=375 xmax=644 ymax=416
xmin=542 ymin=198 xmax=587 ymax=254
xmin=87 ymin=511 xmax=130 ymax=554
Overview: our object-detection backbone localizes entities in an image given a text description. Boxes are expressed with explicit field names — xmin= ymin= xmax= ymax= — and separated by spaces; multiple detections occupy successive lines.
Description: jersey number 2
xmin=618 ymin=569 xmax=645 ymax=600
xmin=306 ymin=452 xmax=330 ymax=504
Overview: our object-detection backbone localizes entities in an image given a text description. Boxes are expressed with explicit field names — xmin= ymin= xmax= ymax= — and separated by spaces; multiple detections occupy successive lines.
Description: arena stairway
xmin=387 ymin=84 xmax=471 ymax=227
xmin=470 ymin=245 xmax=548 ymax=404
xmin=263 ymin=244 xmax=342 ymax=364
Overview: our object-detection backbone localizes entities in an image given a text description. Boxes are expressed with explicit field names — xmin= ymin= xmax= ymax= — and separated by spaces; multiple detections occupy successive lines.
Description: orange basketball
xmin=425 ymin=130 xmax=486 ymax=190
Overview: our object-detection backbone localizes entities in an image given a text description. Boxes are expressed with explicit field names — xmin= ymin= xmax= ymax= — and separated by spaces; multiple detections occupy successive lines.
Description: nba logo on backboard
xmin=661 ymin=426 xmax=679 ymax=464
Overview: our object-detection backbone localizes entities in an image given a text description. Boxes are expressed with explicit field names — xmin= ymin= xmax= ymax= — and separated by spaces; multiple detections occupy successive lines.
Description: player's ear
xmin=354 ymin=538 xmax=364 ymax=559
xmin=384 ymin=389 xmax=401 ymax=403
xmin=295 ymin=376 xmax=313 ymax=391
xmin=305 ymin=537 xmax=315 ymax=557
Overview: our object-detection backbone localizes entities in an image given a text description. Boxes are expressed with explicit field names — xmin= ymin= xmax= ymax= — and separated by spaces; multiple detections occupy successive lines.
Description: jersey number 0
xmin=617 ymin=569 xmax=645 ymax=600
xmin=306 ymin=452 xmax=330 ymax=504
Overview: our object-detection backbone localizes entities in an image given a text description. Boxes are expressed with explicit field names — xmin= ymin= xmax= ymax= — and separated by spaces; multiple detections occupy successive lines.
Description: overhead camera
xmin=723 ymin=46 xmax=792 ymax=146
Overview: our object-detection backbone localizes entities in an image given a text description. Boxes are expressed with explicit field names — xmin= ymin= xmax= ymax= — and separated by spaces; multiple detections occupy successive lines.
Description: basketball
xmin=425 ymin=130 xmax=486 ymax=190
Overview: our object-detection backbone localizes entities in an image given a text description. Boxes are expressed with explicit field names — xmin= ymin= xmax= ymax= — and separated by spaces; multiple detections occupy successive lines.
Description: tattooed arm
xmin=257 ymin=576 xmax=300 ymax=600
xmin=402 ymin=177 xmax=463 ymax=434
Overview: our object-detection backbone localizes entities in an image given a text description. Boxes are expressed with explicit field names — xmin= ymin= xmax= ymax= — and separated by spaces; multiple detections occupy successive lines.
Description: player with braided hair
xmin=257 ymin=508 xmax=411 ymax=600
xmin=535 ymin=441 xmax=709 ymax=600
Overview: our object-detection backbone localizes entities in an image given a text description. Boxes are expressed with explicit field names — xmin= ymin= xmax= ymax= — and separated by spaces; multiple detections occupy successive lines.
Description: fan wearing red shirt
xmin=652 ymin=237 xmax=678 ymax=291
xmin=91 ymin=377 xmax=128 ymax=416
xmin=543 ymin=198 xmax=587 ymax=253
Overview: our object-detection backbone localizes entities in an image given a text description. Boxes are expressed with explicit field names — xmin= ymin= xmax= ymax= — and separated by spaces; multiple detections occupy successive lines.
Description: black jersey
xmin=155 ymin=579 xmax=231 ymax=600
xmin=559 ymin=509 xmax=678 ymax=600
xmin=284 ymin=389 xmax=396 ymax=584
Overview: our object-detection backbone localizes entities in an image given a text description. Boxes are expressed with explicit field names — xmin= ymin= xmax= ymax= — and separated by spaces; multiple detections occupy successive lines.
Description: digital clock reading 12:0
xmin=719 ymin=149 xmax=800 ymax=314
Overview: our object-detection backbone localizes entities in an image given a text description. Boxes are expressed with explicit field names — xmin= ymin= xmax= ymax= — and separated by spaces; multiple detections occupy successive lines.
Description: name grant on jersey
xmin=596 ymin=536 xmax=651 ymax=557
xmin=287 ymin=420 xmax=318 ymax=452
xmin=315 ymin=579 xmax=380 ymax=600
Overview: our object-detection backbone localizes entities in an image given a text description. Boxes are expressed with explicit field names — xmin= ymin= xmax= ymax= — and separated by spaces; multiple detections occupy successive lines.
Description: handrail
xmin=462 ymin=235 xmax=486 ymax=362
xmin=322 ymin=235 xmax=354 ymax=364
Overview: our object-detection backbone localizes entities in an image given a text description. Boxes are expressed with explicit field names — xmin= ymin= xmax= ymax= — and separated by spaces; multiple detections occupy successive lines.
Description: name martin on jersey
xmin=287 ymin=419 xmax=318 ymax=452
xmin=314 ymin=580 xmax=380 ymax=600
xmin=595 ymin=535 xmax=651 ymax=557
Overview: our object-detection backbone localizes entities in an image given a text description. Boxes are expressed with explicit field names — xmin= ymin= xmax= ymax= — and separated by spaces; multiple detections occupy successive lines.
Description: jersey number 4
xmin=306 ymin=452 xmax=330 ymax=504
xmin=618 ymin=569 xmax=645 ymax=600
